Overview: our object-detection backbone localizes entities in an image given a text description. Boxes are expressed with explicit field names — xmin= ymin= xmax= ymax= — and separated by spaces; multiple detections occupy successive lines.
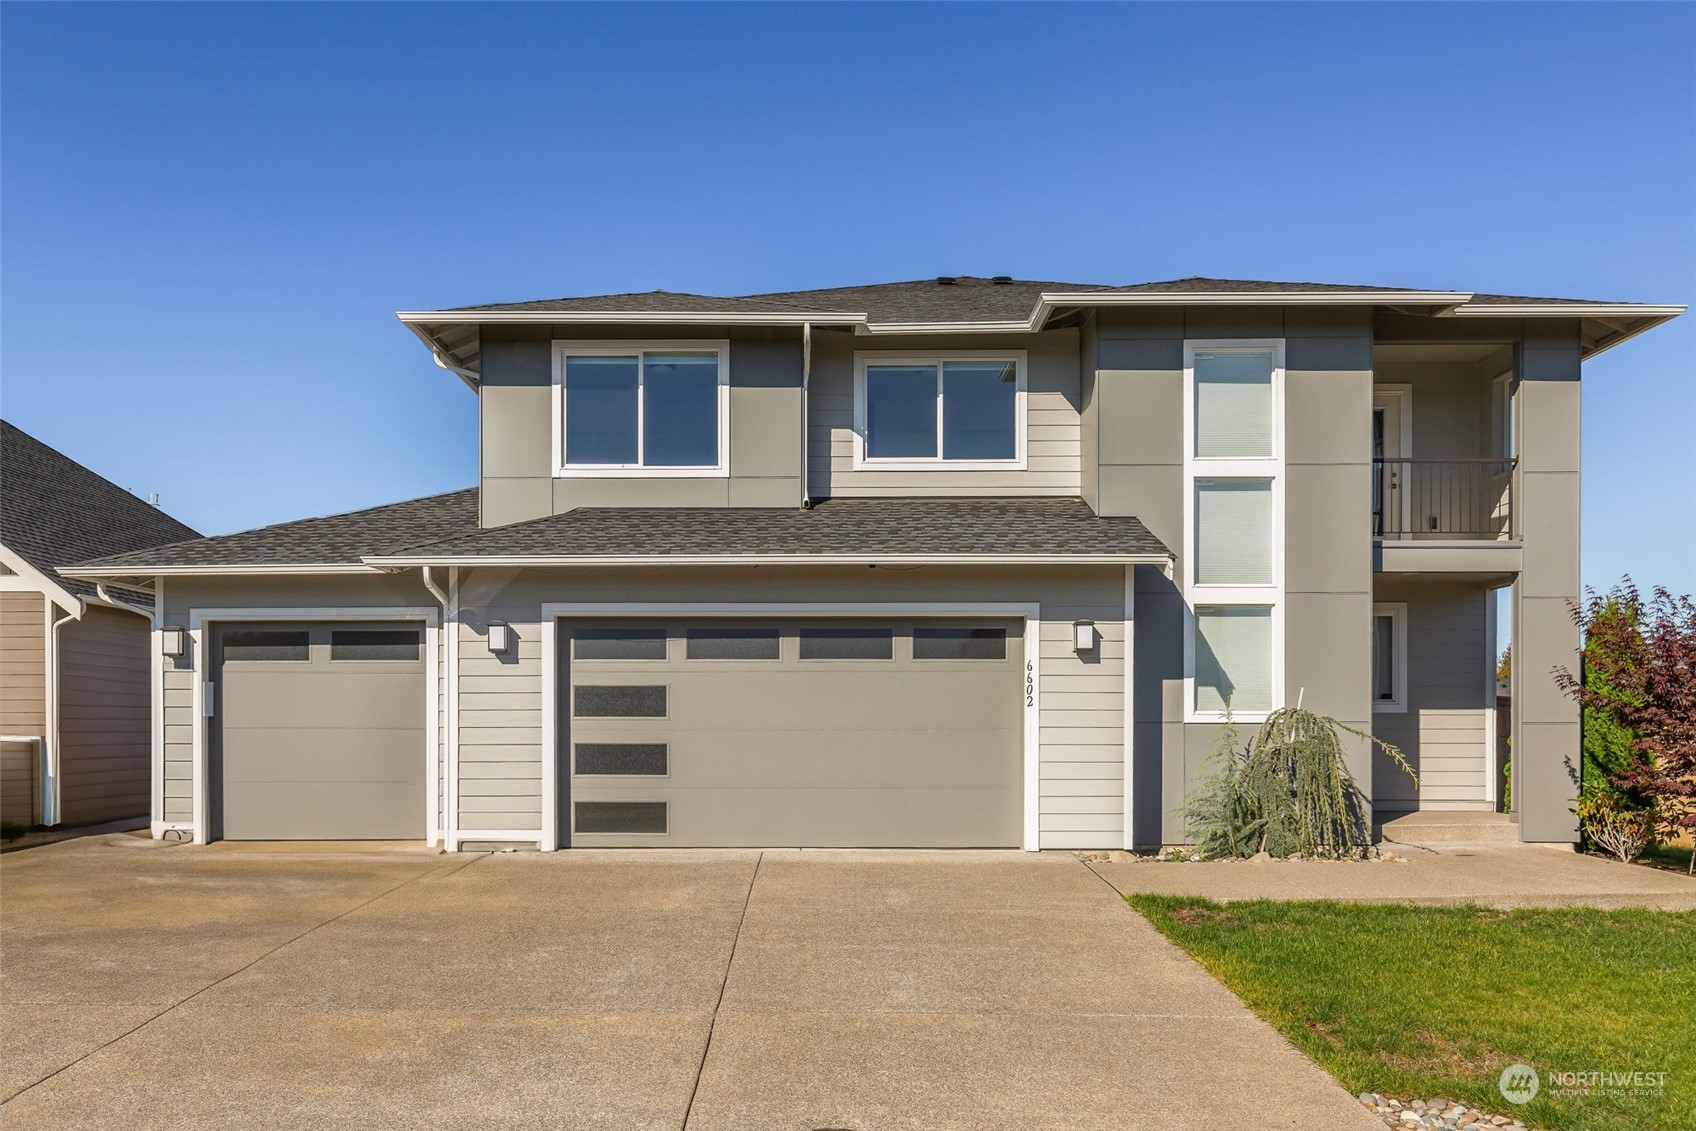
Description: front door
xmin=1373 ymin=390 xmax=1409 ymax=536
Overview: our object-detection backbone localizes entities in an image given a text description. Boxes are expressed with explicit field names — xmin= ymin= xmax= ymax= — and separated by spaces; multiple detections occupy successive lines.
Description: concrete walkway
xmin=1088 ymin=842 xmax=1696 ymax=909
xmin=0 ymin=834 xmax=1380 ymax=1131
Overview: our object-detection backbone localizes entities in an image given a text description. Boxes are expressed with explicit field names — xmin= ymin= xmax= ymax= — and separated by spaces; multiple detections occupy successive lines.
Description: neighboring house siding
xmin=807 ymin=329 xmax=1083 ymax=499
xmin=478 ymin=332 xmax=805 ymax=526
xmin=1 ymin=589 xmax=46 ymax=825
xmin=1 ymin=589 xmax=46 ymax=734
xmin=1372 ymin=579 xmax=1492 ymax=812
xmin=452 ymin=564 xmax=1128 ymax=848
xmin=56 ymin=605 xmax=151 ymax=823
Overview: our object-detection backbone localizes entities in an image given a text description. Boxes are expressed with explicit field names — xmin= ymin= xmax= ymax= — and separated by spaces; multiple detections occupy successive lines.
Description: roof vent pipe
xmin=991 ymin=276 xmax=1012 ymax=285
xmin=935 ymin=276 xmax=957 ymax=285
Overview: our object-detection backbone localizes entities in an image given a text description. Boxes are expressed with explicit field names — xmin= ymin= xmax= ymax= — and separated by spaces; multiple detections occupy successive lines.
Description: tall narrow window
xmin=1186 ymin=340 xmax=1283 ymax=719
xmin=1372 ymin=604 xmax=1407 ymax=712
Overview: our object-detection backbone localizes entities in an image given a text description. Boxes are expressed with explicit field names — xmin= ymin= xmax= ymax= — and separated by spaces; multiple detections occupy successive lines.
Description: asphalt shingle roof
xmin=1 ymin=420 xmax=201 ymax=597
xmin=380 ymin=497 xmax=1169 ymax=561
xmin=70 ymin=488 xmax=479 ymax=571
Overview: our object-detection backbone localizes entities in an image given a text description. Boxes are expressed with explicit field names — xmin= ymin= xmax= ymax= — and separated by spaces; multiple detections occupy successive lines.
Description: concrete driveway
xmin=1 ymin=835 xmax=1379 ymax=1131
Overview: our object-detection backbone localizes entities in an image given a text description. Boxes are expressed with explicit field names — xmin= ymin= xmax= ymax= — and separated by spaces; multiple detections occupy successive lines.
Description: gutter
xmin=44 ymin=598 xmax=84 ymax=827
xmin=364 ymin=552 xmax=1175 ymax=569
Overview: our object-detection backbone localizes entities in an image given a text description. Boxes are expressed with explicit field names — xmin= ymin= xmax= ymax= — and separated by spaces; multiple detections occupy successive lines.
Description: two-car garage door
xmin=561 ymin=619 xmax=1025 ymax=848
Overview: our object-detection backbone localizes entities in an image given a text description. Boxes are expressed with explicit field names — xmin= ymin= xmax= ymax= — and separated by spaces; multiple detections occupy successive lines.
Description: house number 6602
xmin=1025 ymin=661 xmax=1035 ymax=707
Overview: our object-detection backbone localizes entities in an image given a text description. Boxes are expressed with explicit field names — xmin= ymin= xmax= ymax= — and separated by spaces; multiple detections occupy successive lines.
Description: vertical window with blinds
xmin=1186 ymin=341 xmax=1283 ymax=719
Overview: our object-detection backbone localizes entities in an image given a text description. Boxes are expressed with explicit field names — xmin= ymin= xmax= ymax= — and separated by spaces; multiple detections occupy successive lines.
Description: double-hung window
xmin=853 ymin=352 xmax=1026 ymax=468
xmin=553 ymin=341 xmax=729 ymax=476
xmin=1186 ymin=341 xmax=1283 ymax=720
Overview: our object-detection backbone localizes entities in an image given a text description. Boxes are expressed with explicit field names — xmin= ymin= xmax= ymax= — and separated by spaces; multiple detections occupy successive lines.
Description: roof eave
xmin=397 ymin=310 xmax=866 ymax=326
xmin=58 ymin=563 xmax=386 ymax=578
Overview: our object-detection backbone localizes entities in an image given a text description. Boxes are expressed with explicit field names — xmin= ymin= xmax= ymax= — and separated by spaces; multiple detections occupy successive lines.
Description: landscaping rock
xmin=1360 ymin=1094 xmax=1537 ymax=1131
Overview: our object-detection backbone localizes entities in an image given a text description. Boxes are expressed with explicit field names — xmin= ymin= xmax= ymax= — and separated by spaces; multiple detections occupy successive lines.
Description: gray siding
xmin=1371 ymin=579 xmax=1492 ymax=811
xmin=806 ymin=329 xmax=1083 ymax=498
xmin=56 ymin=605 xmax=150 ymax=824
xmin=478 ymin=333 xmax=804 ymax=526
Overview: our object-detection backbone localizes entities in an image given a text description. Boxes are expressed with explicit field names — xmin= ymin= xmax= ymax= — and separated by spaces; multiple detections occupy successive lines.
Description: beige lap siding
xmin=455 ymin=612 xmax=545 ymax=833
xmin=807 ymin=330 xmax=1083 ymax=498
xmin=161 ymin=653 xmax=197 ymax=824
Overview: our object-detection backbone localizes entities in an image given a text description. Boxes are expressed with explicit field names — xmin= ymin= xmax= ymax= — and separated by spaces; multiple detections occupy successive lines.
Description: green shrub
xmin=1182 ymin=707 xmax=1415 ymax=859
xmin=0 ymin=821 xmax=28 ymax=842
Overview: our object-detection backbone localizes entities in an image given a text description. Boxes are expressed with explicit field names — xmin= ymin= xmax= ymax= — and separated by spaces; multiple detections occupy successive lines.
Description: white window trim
xmin=1373 ymin=602 xmax=1409 ymax=714
xmin=850 ymin=350 xmax=1028 ymax=471
xmin=1183 ymin=339 xmax=1285 ymax=723
xmin=551 ymin=340 xmax=730 ymax=478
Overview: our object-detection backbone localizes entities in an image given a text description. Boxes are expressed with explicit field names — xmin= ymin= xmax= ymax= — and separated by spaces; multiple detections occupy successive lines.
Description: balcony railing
xmin=1372 ymin=458 xmax=1516 ymax=540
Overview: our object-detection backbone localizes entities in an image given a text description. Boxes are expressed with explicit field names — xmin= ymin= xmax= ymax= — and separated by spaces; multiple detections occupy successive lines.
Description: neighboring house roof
xmin=400 ymin=275 xmax=1683 ymax=380
xmin=59 ymin=492 xmax=1171 ymax=573
xmin=66 ymin=488 xmax=480 ymax=573
xmin=364 ymin=497 xmax=1170 ymax=565
xmin=0 ymin=420 xmax=201 ymax=603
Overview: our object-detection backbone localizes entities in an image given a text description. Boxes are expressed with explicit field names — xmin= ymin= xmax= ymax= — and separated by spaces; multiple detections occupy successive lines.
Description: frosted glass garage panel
xmin=1195 ymin=606 xmax=1273 ymax=713
xmin=1194 ymin=479 xmax=1273 ymax=585
xmin=1195 ymin=349 xmax=1274 ymax=458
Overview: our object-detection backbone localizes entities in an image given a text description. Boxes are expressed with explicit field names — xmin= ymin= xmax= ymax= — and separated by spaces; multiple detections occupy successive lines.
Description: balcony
xmin=1372 ymin=458 xmax=1520 ymax=574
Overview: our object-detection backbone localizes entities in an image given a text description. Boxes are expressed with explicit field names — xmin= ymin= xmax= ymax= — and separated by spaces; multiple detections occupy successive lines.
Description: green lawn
xmin=1129 ymin=897 xmax=1694 ymax=1131
xmin=1639 ymin=844 xmax=1692 ymax=875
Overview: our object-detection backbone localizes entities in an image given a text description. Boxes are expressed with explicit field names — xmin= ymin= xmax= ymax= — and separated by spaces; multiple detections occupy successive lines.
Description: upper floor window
xmin=554 ymin=342 xmax=729 ymax=477
xmin=1194 ymin=347 xmax=1275 ymax=459
xmin=853 ymin=351 xmax=1026 ymax=469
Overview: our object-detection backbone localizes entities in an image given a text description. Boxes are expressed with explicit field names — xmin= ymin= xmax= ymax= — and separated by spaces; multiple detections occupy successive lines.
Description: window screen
xmin=1194 ymin=479 xmax=1274 ymax=585
xmin=575 ymin=801 xmax=667 ymax=834
xmin=573 ymin=685 xmax=667 ymax=718
xmin=573 ymin=627 xmax=667 ymax=660
xmin=912 ymin=627 xmax=1008 ymax=660
xmin=575 ymin=743 xmax=668 ymax=776
xmin=1194 ymin=349 xmax=1274 ymax=458
xmin=330 ymin=629 xmax=420 ymax=661
xmin=1194 ymin=606 xmax=1273 ymax=713
xmin=686 ymin=627 xmax=780 ymax=660
xmin=798 ymin=627 xmax=893 ymax=660
xmin=222 ymin=629 xmax=309 ymax=662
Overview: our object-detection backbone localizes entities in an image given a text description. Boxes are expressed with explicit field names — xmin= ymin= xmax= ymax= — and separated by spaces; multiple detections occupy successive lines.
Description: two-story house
xmin=62 ymin=276 xmax=1682 ymax=852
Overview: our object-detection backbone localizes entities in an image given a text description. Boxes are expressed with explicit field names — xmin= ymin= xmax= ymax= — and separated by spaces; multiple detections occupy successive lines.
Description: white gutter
xmin=1446 ymin=303 xmax=1686 ymax=318
xmin=61 ymin=563 xmax=382 ymax=579
xmin=403 ymin=323 xmax=480 ymax=389
xmin=96 ymin=583 xmax=155 ymax=620
xmin=44 ymin=598 xmax=84 ymax=827
xmin=365 ymin=552 xmax=1174 ymax=568
xmin=801 ymin=322 xmax=812 ymax=508
xmin=398 ymin=310 xmax=864 ymax=327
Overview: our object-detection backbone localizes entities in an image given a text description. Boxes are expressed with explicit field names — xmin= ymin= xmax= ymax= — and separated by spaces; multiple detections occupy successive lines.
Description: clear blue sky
xmin=3 ymin=2 xmax=1691 ymax=592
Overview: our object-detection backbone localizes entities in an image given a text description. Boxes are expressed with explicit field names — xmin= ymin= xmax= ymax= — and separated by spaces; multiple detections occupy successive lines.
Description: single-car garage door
xmin=561 ymin=619 xmax=1024 ymax=847
xmin=212 ymin=622 xmax=426 ymax=840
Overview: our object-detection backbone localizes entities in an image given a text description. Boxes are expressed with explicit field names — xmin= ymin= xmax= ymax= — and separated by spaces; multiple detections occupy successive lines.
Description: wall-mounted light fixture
xmin=486 ymin=621 xmax=512 ymax=655
xmin=160 ymin=627 xmax=187 ymax=658
xmin=1072 ymin=620 xmax=1096 ymax=653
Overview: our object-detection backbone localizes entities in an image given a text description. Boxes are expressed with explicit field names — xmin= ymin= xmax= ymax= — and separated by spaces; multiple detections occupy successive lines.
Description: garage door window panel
xmin=798 ymin=627 xmax=894 ymax=660
xmin=686 ymin=627 xmax=781 ymax=660
xmin=222 ymin=629 xmax=310 ymax=662
xmin=574 ymin=684 xmax=668 ymax=718
xmin=575 ymin=743 xmax=668 ymax=777
xmin=575 ymin=801 xmax=667 ymax=834
xmin=330 ymin=628 xmax=420 ymax=662
xmin=573 ymin=627 xmax=668 ymax=660
xmin=912 ymin=626 xmax=1008 ymax=660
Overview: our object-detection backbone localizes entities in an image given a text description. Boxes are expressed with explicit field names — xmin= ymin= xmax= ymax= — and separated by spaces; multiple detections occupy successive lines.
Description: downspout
xmin=801 ymin=321 xmax=813 ymax=508
xmin=45 ymin=598 xmax=85 ymax=827
xmin=421 ymin=567 xmax=450 ymax=849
